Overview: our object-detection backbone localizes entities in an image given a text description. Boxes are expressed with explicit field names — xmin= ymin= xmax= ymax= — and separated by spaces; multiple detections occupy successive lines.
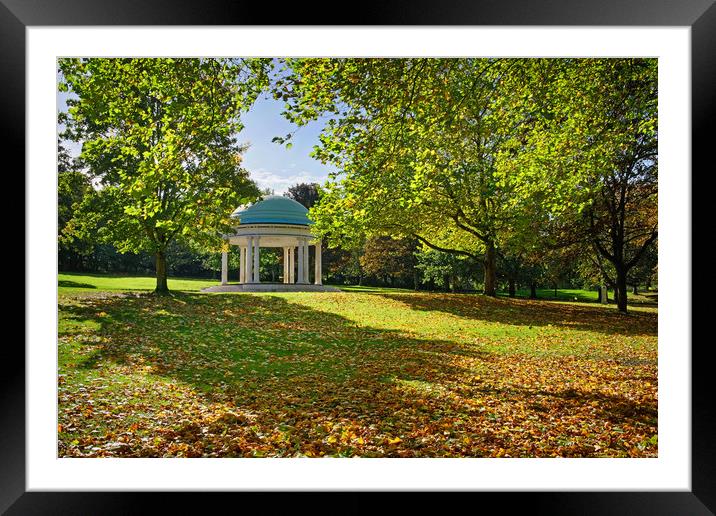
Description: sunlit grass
xmin=57 ymin=273 xmax=658 ymax=458
xmin=58 ymin=272 xmax=218 ymax=294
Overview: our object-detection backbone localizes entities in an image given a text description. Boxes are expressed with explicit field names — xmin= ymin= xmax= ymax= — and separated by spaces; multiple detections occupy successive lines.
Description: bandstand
xmin=203 ymin=196 xmax=339 ymax=292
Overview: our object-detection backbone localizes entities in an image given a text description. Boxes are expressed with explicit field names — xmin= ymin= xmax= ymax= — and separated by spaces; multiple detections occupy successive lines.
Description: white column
xmin=221 ymin=250 xmax=228 ymax=285
xmin=289 ymin=246 xmax=295 ymax=283
xmin=239 ymin=247 xmax=244 ymax=283
xmin=283 ymin=247 xmax=289 ymax=284
xmin=238 ymin=248 xmax=242 ymax=284
xmin=297 ymin=242 xmax=304 ymax=284
xmin=314 ymin=240 xmax=322 ymax=285
xmin=244 ymin=247 xmax=248 ymax=283
xmin=303 ymin=239 xmax=310 ymax=284
xmin=253 ymin=236 xmax=261 ymax=283
xmin=245 ymin=238 xmax=253 ymax=283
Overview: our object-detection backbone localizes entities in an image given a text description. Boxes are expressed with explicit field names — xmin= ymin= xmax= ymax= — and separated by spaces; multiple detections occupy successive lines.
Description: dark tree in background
xmin=415 ymin=249 xmax=482 ymax=292
xmin=284 ymin=182 xmax=321 ymax=209
xmin=360 ymin=236 xmax=418 ymax=288
xmin=58 ymin=139 xmax=95 ymax=271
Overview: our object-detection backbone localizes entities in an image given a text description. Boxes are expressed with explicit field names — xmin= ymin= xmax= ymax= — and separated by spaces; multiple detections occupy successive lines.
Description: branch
xmin=626 ymin=227 xmax=658 ymax=270
xmin=452 ymin=210 xmax=487 ymax=242
xmin=589 ymin=244 xmax=615 ymax=286
xmin=592 ymin=235 xmax=617 ymax=266
xmin=412 ymin=233 xmax=479 ymax=260
xmin=588 ymin=207 xmax=616 ymax=263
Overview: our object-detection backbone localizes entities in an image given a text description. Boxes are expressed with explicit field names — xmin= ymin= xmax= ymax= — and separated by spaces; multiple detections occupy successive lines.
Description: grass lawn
xmin=503 ymin=287 xmax=657 ymax=305
xmin=59 ymin=272 xmax=217 ymax=293
xmin=58 ymin=273 xmax=657 ymax=458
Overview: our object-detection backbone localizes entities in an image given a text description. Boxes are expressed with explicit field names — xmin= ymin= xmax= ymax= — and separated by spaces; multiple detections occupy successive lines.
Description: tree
xmin=578 ymin=60 xmax=657 ymax=312
xmin=415 ymin=248 xmax=480 ymax=292
xmin=627 ymin=240 xmax=658 ymax=293
xmin=58 ymin=139 xmax=95 ymax=270
xmin=323 ymin=245 xmax=364 ymax=285
xmin=59 ymin=58 xmax=268 ymax=294
xmin=284 ymin=182 xmax=321 ymax=209
xmin=360 ymin=236 xmax=418 ymax=288
xmin=58 ymin=169 xmax=94 ymax=270
xmin=260 ymin=249 xmax=282 ymax=282
xmin=275 ymin=58 xmax=532 ymax=296
xmin=493 ymin=59 xmax=658 ymax=312
xmin=273 ymin=58 xmax=657 ymax=308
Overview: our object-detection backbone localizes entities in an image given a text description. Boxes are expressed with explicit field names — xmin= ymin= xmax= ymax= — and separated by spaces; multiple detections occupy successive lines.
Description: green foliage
xmin=323 ymin=245 xmax=363 ymax=285
xmin=415 ymin=248 xmax=479 ymax=291
xmin=58 ymin=140 xmax=96 ymax=270
xmin=259 ymin=248 xmax=282 ymax=282
xmin=277 ymin=59 xmax=510 ymax=257
xmin=273 ymin=58 xmax=657 ymax=307
xmin=59 ymin=58 xmax=270 ymax=291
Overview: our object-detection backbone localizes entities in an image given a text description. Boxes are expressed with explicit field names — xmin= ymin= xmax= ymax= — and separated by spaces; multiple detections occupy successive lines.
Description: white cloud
xmin=249 ymin=168 xmax=329 ymax=195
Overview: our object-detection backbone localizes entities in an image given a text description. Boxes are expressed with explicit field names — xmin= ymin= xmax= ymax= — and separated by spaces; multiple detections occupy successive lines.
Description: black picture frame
xmin=5 ymin=0 xmax=713 ymax=513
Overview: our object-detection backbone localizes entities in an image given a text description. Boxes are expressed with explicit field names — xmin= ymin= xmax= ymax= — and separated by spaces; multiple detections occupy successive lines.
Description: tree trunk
xmin=632 ymin=284 xmax=638 ymax=295
xmin=155 ymin=250 xmax=169 ymax=295
xmin=413 ymin=271 xmax=419 ymax=291
xmin=616 ymin=269 xmax=628 ymax=313
xmin=529 ymin=283 xmax=537 ymax=299
xmin=483 ymin=241 xmax=497 ymax=297
xmin=508 ymin=278 xmax=516 ymax=298
xmin=597 ymin=287 xmax=602 ymax=303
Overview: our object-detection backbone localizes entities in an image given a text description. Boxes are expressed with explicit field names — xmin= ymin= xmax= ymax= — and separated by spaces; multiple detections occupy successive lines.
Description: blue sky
xmin=237 ymin=94 xmax=333 ymax=194
xmin=57 ymin=90 xmax=333 ymax=194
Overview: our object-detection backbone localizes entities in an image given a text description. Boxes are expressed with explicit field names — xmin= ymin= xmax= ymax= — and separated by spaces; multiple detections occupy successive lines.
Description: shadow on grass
xmin=59 ymin=280 xmax=97 ymax=289
xmin=369 ymin=292 xmax=657 ymax=337
xmin=471 ymin=383 xmax=657 ymax=427
xmin=58 ymin=291 xmax=657 ymax=457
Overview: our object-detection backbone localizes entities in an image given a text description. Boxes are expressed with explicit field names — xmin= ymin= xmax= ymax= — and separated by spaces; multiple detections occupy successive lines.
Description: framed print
xmin=5 ymin=0 xmax=714 ymax=513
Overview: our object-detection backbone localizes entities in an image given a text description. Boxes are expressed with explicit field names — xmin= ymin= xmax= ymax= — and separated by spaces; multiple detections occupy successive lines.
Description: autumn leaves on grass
xmin=58 ymin=291 xmax=657 ymax=458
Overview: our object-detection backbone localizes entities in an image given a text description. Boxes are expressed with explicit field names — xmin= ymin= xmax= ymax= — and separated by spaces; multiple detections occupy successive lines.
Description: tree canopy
xmin=272 ymin=58 xmax=657 ymax=311
xmin=59 ymin=58 xmax=270 ymax=293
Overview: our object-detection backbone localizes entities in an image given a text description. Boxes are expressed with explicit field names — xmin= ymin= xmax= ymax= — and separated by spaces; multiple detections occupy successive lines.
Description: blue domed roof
xmin=231 ymin=195 xmax=311 ymax=226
